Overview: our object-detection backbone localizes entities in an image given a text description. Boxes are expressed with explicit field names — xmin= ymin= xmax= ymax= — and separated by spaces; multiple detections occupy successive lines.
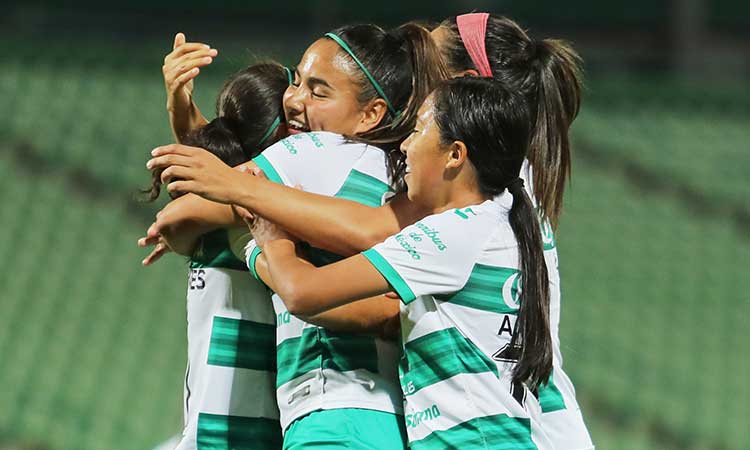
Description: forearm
xmin=157 ymin=193 xmax=241 ymax=255
xmin=254 ymin=253 xmax=398 ymax=337
xmin=262 ymin=240 xmax=390 ymax=316
xmin=169 ymin=101 xmax=208 ymax=143
xmin=235 ymin=180 xmax=427 ymax=256
xmin=305 ymin=297 xmax=400 ymax=339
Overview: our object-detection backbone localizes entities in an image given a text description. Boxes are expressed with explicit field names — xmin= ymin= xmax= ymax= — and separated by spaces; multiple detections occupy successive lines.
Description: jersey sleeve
xmin=243 ymin=238 xmax=263 ymax=282
xmin=252 ymin=132 xmax=365 ymax=188
xmin=362 ymin=207 xmax=493 ymax=304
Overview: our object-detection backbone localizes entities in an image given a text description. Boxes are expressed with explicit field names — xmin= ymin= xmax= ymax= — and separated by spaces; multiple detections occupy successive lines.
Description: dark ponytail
xmin=438 ymin=15 xmax=583 ymax=229
xmin=215 ymin=62 xmax=289 ymax=155
xmin=528 ymin=39 xmax=582 ymax=230
xmin=142 ymin=61 xmax=289 ymax=201
xmin=325 ymin=23 xmax=448 ymax=191
xmin=433 ymin=77 xmax=552 ymax=390
xmin=505 ymin=178 xmax=553 ymax=390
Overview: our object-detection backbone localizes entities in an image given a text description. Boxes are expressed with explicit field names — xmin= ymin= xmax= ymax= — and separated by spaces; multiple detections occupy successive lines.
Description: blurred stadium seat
xmin=0 ymin=5 xmax=747 ymax=449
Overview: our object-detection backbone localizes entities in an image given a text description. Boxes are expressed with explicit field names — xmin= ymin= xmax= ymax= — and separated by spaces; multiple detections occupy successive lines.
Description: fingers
xmin=165 ymin=179 xmax=197 ymax=196
xmin=173 ymin=32 xmax=186 ymax=50
xmin=150 ymin=143 xmax=200 ymax=158
xmin=164 ymin=43 xmax=216 ymax=63
xmin=383 ymin=291 xmax=401 ymax=300
xmin=233 ymin=205 xmax=255 ymax=225
xmin=171 ymin=67 xmax=200 ymax=89
xmin=147 ymin=153 xmax=197 ymax=171
xmin=137 ymin=235 xmax=159 ymax=248
xmin=163 ymin=49 xmax=217 ymax=85
xmin=166 ymin=50 xmax=217 ymax=73
xmin=142 ymin=242 xmax=170 ymax=266
xmin=147 ymin=222 xmax=161 ymax=238
xmin=159 ymin=165 xmax=194 ymax=184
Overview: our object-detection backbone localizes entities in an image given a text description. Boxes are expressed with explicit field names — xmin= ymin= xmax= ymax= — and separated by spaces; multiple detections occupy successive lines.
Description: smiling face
xmin=283 ymin=38 xmax=373 ymax=135
xmin=399 ymin=95 xmax=452 ymax=206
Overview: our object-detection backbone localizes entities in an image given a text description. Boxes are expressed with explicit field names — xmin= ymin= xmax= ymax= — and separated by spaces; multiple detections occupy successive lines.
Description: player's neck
xmin=430 ymin=182 xmax=487 ymax=215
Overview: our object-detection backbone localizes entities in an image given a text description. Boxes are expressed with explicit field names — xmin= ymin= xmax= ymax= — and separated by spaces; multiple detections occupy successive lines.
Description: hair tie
xmin=527 ymin=39 xmax=543 ymax=60
xmin=456 ymin=13 xmax=493 ymax=77
xmin=324 ymin=32 xmax=400 ymax=117
xmin=505 ymin=177 xmax=524 ymax=193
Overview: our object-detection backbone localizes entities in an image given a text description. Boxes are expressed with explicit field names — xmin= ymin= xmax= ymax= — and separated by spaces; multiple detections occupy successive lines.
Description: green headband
xmin=324 ymin=32 xmax=399 ymax=117
xmin=257 ymin=115 xmax=282 ymax=149
xmin=255 ymin=67 xmax=292 ymax=152
xmin=283 ymin=66 xmax=293 ymax=85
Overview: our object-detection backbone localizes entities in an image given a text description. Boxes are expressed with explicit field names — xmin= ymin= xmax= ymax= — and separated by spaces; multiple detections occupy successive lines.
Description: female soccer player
xmin=148 ymin=59 xmax=291 ymax=450
xmin=433 ymin=14 xmax=592 ymax=449
xmin=210 ymin=77 xmax=559 ymax=449
xmin=147 ymin=23 xmax=447 ymax=450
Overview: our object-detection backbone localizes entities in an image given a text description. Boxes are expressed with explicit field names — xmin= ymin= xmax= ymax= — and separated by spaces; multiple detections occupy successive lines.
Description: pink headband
xmin=456 ymin=13 xmax=493 ymax=77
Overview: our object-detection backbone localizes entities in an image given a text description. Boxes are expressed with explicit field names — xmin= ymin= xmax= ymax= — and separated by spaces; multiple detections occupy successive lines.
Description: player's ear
xmin=445 ymin=140 xmax=468 ymax=170
xmin=354 ymin=98 xmax=389 ymax=134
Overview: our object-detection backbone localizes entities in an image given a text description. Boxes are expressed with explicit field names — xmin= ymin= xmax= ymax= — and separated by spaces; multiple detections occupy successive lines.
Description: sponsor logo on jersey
xmin=282 ymin=137 xmax=298 ymax=154
xmin=277 ymin=311 xmax=291 ymax=326
xmin=396 ymin=234 xmax=421 ymax=260
xmin=414 ymin=222 xmax=447 ymax=251
xmin=405 ymin=404 xmax=441 ymax=428
xmin=501 ymin=272 xmax=521 ymax=310
xmin=308 ymin=132 xmax=325 ymax=148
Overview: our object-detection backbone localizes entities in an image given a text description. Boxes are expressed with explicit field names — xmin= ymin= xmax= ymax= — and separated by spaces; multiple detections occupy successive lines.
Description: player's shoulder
xmin=422 ymin=200 xmax=504 ymax=230
xmin=403 ymin=200 xmax=503 ymax=251
xmin=283 ymin=131 xmax=370 ymax=152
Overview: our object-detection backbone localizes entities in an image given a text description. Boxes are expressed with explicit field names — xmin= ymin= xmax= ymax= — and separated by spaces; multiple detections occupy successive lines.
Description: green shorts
xmin=283 ymin=408 xmax=407 ymax=450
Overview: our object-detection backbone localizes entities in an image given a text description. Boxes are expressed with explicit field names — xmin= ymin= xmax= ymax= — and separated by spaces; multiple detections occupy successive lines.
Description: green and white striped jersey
xmin=249 ymin=132 xmax=403 ymax=432
xmin=178 ymin=228 xmax=281 ymax=450
xmin=519 ymin=163 xmax=594 ymax=450
xmin=363 ymin=198 xmax=555 ymax=450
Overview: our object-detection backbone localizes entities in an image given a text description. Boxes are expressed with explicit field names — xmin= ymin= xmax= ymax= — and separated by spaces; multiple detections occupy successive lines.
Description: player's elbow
xmin=277 ymin=279 xmax=323 ymax=317
xmin=282 ymin=292 xmax=321 ymax=317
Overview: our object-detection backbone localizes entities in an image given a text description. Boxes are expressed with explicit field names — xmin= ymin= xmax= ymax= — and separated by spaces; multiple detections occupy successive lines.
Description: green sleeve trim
xmin=252 ymin=154 xmax=284 ymax=185
xmin=362 ymin=248 xmax=416 ymax=304
xmin=248 ymin=246 xmax=263 ymax=282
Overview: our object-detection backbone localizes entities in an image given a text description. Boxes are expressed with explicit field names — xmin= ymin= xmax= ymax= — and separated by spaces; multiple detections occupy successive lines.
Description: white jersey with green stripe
xmin=363 ymin=198 xmax=558 ymax=450
xmin=178 ymin=228 xmax=281 ymax=450
xmin=251 ymin=132 xmax=403 ymax=432
xmin=517 ymin=162 xmax=594 ymax=449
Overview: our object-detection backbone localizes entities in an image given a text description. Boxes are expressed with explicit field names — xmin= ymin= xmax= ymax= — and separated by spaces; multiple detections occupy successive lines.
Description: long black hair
xmin=325 ymin=23 xmax=448 ymax=191
xmin=438 ymin=15 xmax=583 ymax=230
xmin=144 ymin=62 xmax=288 ymax=201
xmin=433 ymin=77 xmax=552 ymax=391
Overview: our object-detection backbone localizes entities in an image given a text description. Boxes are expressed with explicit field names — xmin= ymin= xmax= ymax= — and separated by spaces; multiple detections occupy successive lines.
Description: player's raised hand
xmin=163 ymin=32 xmax=215 ymax=139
